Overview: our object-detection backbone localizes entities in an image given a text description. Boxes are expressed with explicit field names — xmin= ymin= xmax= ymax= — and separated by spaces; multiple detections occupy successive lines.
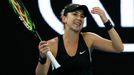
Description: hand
xmin=38 ymin=41 xmax=50 ymax=58
xmin=91 ymin=7 xmax=108 ymax=23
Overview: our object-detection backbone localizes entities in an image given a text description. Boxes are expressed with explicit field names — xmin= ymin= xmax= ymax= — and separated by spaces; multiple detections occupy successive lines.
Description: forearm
xmin=36 ymin=63 xmax=46 ymax=75
xmin=91 ymin=7 xmax=124 ymax=52
xmin=108 ymin=28 xmax=124 ymax=52
xmin=100 ymin=13 xmax=124 ymax=52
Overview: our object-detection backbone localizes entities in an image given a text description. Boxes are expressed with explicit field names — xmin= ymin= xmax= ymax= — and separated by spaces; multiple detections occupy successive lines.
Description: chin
xmin=73 ymin=28 xmax=82 ymax=32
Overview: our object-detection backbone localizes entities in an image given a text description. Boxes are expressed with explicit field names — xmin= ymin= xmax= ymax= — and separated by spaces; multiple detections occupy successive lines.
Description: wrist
xmin=38 ymin=55 xmax=47 ymax=65
xmin=104 ymin=20 xmax=113 ymax=31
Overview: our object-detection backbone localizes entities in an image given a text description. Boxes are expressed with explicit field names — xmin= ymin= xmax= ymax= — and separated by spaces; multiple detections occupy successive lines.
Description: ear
xmin=60 ymin=15 xmax=66 ymax=23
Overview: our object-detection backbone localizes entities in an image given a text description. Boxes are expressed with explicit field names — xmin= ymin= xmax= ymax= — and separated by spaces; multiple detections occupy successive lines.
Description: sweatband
xmin=104 ymin=20 xmax=113 ymax=31
xmin=38 ymin=55 xmax=47 ymax=65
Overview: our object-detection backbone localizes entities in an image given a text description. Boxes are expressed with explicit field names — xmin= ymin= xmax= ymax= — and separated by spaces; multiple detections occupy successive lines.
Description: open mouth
xmin=74 ymin=20 xmax=82 ymax=26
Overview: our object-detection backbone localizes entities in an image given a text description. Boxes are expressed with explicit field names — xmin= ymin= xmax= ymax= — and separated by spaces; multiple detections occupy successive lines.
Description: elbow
xmin=117 ymin=48 xmax=124 ymax=53
xmin=115 ymin=44 xmax=124 ymax=53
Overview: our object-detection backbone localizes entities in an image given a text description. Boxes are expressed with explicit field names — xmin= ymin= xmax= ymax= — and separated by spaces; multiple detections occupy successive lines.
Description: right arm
xmin=36 ymin=38 xmax=58 ymax=75
xmin=36 ymin=57 xmax=51 ymax=75
xmin=35 ymin=41 xmax=51 ymax=75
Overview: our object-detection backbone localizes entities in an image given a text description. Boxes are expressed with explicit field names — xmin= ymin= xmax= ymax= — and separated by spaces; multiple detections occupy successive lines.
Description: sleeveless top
xmin=48 ymin=34 xmax=93 ymax=75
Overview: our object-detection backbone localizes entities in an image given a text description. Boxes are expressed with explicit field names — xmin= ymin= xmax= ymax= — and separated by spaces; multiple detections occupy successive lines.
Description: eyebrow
xmin=71 ymin=10 xmax=84 ymax=15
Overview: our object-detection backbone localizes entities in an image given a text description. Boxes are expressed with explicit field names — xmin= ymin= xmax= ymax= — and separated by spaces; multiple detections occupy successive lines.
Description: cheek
xmin=82 ymin=20 xmax=84 ymax=24
xmin=64 ymin=18 xmax=70 ymax=24
xmin=61 ymin=16 xmax=67 ymax=23
xmin=64 ymin=16 xmax=74 ymax=24
xmin=62 ymin=17 xmax=67 ymax=24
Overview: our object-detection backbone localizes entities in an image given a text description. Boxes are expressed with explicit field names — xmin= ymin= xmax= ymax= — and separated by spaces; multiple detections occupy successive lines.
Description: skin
xmin=36 ymin=7 xmax=124 ymax=75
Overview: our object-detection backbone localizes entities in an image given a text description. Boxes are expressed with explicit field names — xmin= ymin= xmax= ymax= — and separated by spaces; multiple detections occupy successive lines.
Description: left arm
xmin=90 ymin=7 xmax=124 ymax=53
xmin=108 ymin=28 xmax=124 ymax=52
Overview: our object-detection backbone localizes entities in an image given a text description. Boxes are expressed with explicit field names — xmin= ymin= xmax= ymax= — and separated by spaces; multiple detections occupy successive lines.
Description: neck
xmin=63 ymin=30 xmax=80 ymax=44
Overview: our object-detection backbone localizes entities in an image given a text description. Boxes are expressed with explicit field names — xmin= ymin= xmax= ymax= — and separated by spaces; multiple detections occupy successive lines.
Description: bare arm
xmin=36 ymin=59 xmax=50 ymax=75
xmin=107 ymin=28 xmax=124 ymax=52
xmin=89 ymin=7 xmax=124 ymax=53
xmin=36 ymin=63 xmax=45 ymax=75
xmin=35 ymin=41 xmax=51 ymax=75
xmin=35 ymin=38 xmax=58 ymax=75
xmin=90 ymin=31 xmax=124 ymax=53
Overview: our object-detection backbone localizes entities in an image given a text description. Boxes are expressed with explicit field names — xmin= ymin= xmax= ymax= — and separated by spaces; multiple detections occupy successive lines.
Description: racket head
xmin=8 ymin=0 xmax=35 ymax=32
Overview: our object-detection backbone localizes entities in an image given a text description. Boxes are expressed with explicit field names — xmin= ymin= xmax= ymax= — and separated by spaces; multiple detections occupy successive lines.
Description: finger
xmin=39 ymin=43 xmax=48 ymax=49
xmin=38 ymin=41 xmax=48 ymax=49
xmin=91 ymin=7 xmax=100 ymax=13
xmin=39 ymin=41 xmax=47 ymax=46
xmin=91 ymin=7 xmax=104 ymax=16
xmin=40 ymin=46 xmax=50 ymax=52
xmin=40 ymin=47 xmax=50 ymax=57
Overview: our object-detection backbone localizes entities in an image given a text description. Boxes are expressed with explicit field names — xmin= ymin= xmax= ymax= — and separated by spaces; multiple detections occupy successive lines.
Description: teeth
xmin=76 ymin=23 xmax=80 ymax=25
xmin=75 ymin=22 xmax=81 ymax=26
xmin=74 ymin=20 xmax=82 ymax=26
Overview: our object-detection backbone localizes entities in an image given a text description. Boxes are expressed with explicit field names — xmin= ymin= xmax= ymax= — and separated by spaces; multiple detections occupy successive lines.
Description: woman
xmin=36 ymin=3 xmax=124 ymax=75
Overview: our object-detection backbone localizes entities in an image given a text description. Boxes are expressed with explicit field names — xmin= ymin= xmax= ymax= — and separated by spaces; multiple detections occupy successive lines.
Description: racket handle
xmin=46 ymin=51 xmax=61 ymax=69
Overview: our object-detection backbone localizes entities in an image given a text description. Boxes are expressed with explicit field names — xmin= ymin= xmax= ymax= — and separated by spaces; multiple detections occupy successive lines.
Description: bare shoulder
xmin=81 ymin=32 xmax=99 ymax=48
xmin=81 ymin=32 xmax=100 ymax=39
xmin=47 ymin=37 xmax=58 ymax=56
xmin=47 ymin=37 xmax=58 ymax=45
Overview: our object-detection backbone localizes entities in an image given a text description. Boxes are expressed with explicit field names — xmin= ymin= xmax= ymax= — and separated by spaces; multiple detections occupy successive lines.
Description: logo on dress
xmin=79 ymin=50 xmax=86 ymax=54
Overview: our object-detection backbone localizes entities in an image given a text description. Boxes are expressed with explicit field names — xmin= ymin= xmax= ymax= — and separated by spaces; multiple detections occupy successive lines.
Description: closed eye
xmin=72 ymin=12 xmax=84 ymax=18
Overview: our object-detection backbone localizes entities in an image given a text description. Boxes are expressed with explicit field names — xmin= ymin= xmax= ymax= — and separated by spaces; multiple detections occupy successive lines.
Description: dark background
xmin=1 ymin=0 xmax=134 ymax=75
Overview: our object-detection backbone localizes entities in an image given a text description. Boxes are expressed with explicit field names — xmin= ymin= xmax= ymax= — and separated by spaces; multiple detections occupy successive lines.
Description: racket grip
xmin=46 ymin=51 xmax=61 ymax=69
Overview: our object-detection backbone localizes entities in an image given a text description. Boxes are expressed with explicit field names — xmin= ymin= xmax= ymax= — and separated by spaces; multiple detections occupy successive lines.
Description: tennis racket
xmin=8 ymin=0 xmax=61 ymax=69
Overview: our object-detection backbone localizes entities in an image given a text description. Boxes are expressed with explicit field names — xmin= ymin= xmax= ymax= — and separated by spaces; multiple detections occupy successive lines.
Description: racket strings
xmin=9 ymin=0 xmax=33 ymax=31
